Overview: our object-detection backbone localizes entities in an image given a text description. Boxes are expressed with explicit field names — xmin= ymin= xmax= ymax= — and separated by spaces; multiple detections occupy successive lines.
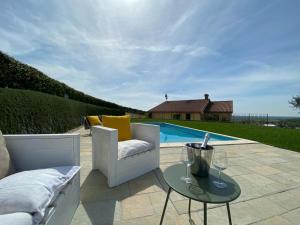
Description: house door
xmin=186 ymin=113 xmax=191 ymax=120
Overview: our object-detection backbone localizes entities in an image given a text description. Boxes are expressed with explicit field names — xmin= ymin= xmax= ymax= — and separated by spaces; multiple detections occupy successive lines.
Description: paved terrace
xmin=71 ymin=127 xmax=300 ymax=225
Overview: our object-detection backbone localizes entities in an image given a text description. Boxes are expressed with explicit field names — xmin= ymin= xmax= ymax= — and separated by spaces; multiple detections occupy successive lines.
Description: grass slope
xmin=133 ymin=119 xmax=300 ymax=152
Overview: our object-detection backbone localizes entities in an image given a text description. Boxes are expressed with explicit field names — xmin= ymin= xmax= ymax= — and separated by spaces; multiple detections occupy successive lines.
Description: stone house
xmin=148 ymin=94 xmax=233 ymax=121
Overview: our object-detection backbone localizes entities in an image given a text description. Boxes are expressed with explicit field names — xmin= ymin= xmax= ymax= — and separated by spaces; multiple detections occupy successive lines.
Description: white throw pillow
xmin=118 ymin=139 xmax=154 ymax=159
xmin=0 ymin=166 xmax=80 ymax=224
xmin=0 ymin=212 xmax=34 ymax=225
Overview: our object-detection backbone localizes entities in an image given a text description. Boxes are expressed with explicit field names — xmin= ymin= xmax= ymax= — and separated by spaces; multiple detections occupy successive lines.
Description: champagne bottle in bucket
xmin=189 ymin=132 xmax=213 ymax=177
xmin=201 ymin=133 xmax=210 ymax=149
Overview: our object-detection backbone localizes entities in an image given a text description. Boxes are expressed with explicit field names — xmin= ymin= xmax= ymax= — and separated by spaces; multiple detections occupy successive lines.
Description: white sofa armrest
xmin=92 ymin=126 xmax=118 ymax=184
xmin=131 ymin=123 xmax=160 ymax=167
xmin=131 ymin=123 xmax=160 ymax=149
xmin=4 ymin=134 xmax=80 ymax=171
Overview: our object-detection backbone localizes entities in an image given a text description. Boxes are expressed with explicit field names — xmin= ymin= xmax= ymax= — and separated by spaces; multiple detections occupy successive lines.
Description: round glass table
xmin=159 ymin=164 xmax=241 ymax=225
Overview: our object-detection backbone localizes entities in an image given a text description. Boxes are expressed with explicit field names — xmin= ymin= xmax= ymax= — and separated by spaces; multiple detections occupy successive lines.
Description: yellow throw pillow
xmin=86 ymin=116 xmax=101 ymax=126
xmin=102 ymin=115 xmax=132 ymax=141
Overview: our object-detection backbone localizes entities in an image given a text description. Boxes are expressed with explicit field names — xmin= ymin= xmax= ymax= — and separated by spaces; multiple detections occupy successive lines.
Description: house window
xmin=186 ymin=113 xmax=191 ymax=120
xmin=173 ymin=114 xmax=180 ymax=120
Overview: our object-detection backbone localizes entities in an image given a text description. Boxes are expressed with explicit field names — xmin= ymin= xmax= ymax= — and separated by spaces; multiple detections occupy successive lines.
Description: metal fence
xmin=232 ymin=113 xmax=269 ymax=124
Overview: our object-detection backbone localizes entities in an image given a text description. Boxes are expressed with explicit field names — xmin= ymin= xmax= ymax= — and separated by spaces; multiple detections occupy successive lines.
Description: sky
xmin=0 ymin=0 xmax=300 ymax=116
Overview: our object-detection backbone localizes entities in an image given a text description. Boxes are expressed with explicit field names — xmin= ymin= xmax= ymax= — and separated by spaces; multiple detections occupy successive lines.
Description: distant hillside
xmin=0 ymin=51 xmax=144 ymax=114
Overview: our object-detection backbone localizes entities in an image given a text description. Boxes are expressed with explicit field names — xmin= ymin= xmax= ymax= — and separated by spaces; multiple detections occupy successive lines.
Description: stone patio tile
xmin=252 ymin=216 xmax=293 ymax=225
xmin=121 ymin=194 xmax=155 ymax=220
xmin=114 ymin=215 xmax=160 ymax=225
xmin=160 ymin=148 xmax=182 ymax=155
xmin=240 ymin=173 xmax=275 ymax=186
xmin=288 ymin=170 xmax=300 ymax=178
xmin=227 ymin=157 xmax=244 ymax=166
xmin=247 ymin=197 xmax=287 ymax=219
xmin=248 ymin=165 xmax=281 ymax=176
xmin=198 ymin=204 xmax=230 ymax=225
xmin=159 ymin=163 xmax=177 ymax=172
xmin=80 ymin=169 xmax=108 ymax=187
xmin=170 ymin=190 xmax=187 ymax=201
xmin=254 ymin=182 xmax=289 ymax=196
xmin=229 ymin=201 xmax=264 ymax=225
xmin=148 ymin=191 xmax=176 ymax=214
xmin=173 ymin=199 xmax=224 ymax=215
xmin=231 ymin=175 xmax=262 ymax=201
xmin=224 ymin=165 xmax=252 ymax=176
xmin=71 ymin=127 xmax=300 ymax=225
xmin=271 ymin=163 xmax=296 ymax=172
xmin=233 ymin=158 xmax=262 ymax=168
xmin=115 ymin=212 xmax=202 ymax=225
xmin=173 ymin=213 xmax=203 ymax=225
xmin=266 ymin=172 xmax=300 ymax=186
xmin=266 ymin=187 xmax=300 ymax=211
xmin=287 ymin=186 xmax=300 ymax=196
xmin=282 ymin=208 xmax=300 ymax=225
xmin=128 ymin=171 xmax=162 ymax=195
xmin=71 ymin=201 xmax=121 ymax=225
xmin=172 ymin=199 xmax=203 ymax=214
xmin=285 ymin=160 xmax=300 ymax=170
xmin=81 ymin=182 xmax=130 ymax=203
xmin=160 ymin=154 xmax=181 ymax=163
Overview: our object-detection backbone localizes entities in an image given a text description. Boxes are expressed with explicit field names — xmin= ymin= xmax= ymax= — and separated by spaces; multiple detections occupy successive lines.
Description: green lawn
xmin=132 ymin=118 xmax=300 ymax=152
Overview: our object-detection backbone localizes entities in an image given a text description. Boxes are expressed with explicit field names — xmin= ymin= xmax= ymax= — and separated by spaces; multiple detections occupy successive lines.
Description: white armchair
xmin=92 ymin=123 xmax=160 ymax=187
xmin=3 ymin=134 xmax=80 ymax=225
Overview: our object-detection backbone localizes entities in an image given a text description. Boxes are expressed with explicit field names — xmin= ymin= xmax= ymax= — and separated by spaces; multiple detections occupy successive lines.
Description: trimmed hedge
xmin=0 ymin=88 xmax=124 ymax=134
xmin=0 ymin=51 xmax=144 ymax=114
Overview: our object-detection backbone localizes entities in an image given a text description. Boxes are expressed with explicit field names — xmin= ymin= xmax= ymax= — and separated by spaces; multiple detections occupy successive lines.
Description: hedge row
xmin=0 ymin=88 xmax=124 ymax=134
xmin=0 ymin=51 xmax=144 ymax=114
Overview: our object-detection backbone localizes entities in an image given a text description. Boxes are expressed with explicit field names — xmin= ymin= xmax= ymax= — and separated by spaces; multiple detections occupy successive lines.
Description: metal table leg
xmin=159 ymin=187 xmax=172 ymax=225
xmin=188 ymin=199 xmax=196 ymax=225
xmin=226 ymin=203 xmax=232 ymax=225
xmin=203 ymin=202 xmax=207 ymax=225
xmin=188 ymin=198 xmax=191 ymax=219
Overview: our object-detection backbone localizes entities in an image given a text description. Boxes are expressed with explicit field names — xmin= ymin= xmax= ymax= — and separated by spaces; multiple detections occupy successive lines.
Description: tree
xmin=289 ymin=94 xmax=300 ymax=111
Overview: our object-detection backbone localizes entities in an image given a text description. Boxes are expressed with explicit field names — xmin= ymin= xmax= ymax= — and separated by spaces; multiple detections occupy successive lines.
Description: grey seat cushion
xmin=118 ymin=139 xmax=154 ymax=159
xmin=0 ymin=131 xmax=15 ymax=179
xmin=0 ymin=212 xmax=34 ymax=225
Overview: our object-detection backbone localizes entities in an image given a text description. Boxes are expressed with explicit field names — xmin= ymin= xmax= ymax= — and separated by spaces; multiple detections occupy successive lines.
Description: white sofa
xmin=1 ymin=134 xmax=80 ymax=225
xmin=92 ymin=123 xmax=160 ymax=187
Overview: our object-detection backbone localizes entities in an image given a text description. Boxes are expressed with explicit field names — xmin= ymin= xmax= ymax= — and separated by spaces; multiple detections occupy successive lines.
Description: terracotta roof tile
xmin=205 ymin=101 xmax=233 ymax=113
xmin=149 ymin=99 xmax=209 ymax=113
xmin=149 ymin=99 xmax=233 ymax=113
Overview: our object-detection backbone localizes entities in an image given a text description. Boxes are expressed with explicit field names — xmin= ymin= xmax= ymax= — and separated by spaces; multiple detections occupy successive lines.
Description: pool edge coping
xmin=160 ymin=139 xmax=258 ymax=148
xmin=154 ymin=122 xmax=258 ymax=147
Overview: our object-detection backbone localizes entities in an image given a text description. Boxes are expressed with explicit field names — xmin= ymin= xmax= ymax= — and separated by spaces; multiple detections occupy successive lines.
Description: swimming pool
xmin=146 ymin=122 xmax=237 ymax=143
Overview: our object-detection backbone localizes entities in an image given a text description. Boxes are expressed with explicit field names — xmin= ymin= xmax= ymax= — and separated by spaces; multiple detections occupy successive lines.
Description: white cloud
xmin=0 ymin=0 xmax=299 ymax=116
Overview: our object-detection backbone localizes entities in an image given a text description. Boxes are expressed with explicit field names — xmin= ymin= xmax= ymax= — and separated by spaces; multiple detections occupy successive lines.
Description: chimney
xmin=204 ymin=93 xmax=209 ymax=100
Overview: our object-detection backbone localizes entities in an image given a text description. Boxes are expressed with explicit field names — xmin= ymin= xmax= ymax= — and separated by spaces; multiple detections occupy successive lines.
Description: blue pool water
xmin=146 ymin=122 xmax=237 ymax=143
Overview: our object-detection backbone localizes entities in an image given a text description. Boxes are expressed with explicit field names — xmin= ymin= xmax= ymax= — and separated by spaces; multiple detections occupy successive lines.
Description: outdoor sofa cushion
xmin=0 ymin=212 xmax=34 ymax=225
xmin=0 ymin=166 xmax=80 ymax=225
xmin=102 ymin=115 xmax=132 ymax=141
xmin=118 ymin=139 xmax=154 ymax=159
xmin=0 ymin=130 xmax=15 ymax=179
xmin=86 ymin=115 xmax=102 ymax=126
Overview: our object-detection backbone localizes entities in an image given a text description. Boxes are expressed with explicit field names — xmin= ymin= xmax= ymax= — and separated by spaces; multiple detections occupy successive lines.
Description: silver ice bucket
xmin=186 ymin=143 xmax=214 ymax=177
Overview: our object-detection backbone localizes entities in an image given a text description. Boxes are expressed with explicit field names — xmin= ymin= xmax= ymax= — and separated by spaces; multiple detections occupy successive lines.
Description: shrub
xmin=0 ymin=51 xmax=144 ymax=114
xmin=0 ymin=88 xmax=124 ymax=134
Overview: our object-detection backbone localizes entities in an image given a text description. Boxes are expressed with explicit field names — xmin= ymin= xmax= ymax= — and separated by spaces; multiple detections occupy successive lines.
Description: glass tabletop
xmin=163 ymin=164 xmax=241 ymax=204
